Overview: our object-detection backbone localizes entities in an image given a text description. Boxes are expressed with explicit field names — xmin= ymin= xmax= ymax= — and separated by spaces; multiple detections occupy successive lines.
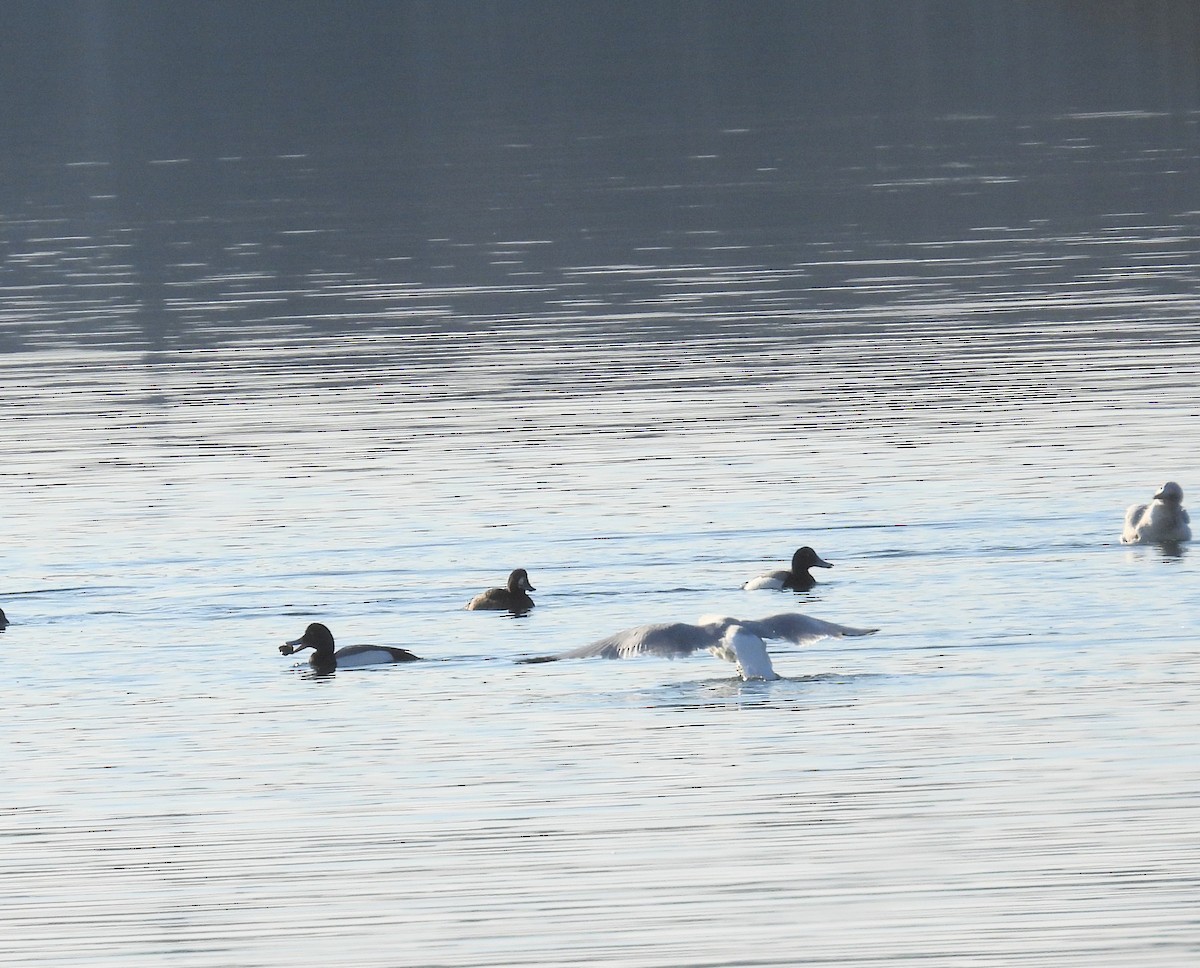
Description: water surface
xmin=3 ymin=101 xmax=1199 ymax=968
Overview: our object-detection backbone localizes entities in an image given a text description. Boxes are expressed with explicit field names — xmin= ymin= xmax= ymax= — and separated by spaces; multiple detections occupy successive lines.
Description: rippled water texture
xmin=3 ymin=94 xmax=1200 ymax=968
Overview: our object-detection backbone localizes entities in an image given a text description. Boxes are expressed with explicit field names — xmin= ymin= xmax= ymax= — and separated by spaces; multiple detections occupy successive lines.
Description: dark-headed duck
xmin=280 ymin=622 xmax=420 ymax=673
xmin=466 ymin=568 xmax=536 ymax=613
xmin=743 ymin=547 xmax=833 ymax=591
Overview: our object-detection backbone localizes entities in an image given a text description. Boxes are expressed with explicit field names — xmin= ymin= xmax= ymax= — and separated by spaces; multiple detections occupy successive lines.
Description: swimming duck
xmin=280 ymin=622 xmax=421 ymax=673
xmin=520 ymin=612 xmax=877 ymax=681
xmin=466 ymin=568 xmax=536 ymax=613
xmin=0 ymin=607 xmax=8 ymax=629
xmin=743 ymin=546 xmax=833 ymax=591
xmin=1121 ymin=482 xmax=1192 ymax=544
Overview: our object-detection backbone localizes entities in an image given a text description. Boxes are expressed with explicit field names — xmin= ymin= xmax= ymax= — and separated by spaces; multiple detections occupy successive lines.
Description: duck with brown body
xmin=466 ymin=568 xmax=536 ymax=613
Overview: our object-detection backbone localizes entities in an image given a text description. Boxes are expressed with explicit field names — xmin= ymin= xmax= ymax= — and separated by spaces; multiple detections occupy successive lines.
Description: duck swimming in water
xmin=466 ymin=568 xmax=536 ymax=613
xmin=1121 ymin=482 xmax=1192 ymax=545
xmin=0 ymin=607 xmax=8 ymax=630
xmin=743 ymin=546 xmax=833 ymax=591
xmin=280 ymin=622 xmax=421 ymax=673
xmin=519 ymin=612 xmax=877 ymax=681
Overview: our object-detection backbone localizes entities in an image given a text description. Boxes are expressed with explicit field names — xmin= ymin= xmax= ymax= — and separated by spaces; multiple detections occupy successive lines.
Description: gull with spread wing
xmin=521 ymin=612 xmax=878 ymax=681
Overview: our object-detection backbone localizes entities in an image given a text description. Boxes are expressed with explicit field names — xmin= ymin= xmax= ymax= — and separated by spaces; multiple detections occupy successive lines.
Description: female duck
xmin=466 ymin=568 xmax=536 ymax=613
xmin=280 ymin=622 xmax=420 ymax=673
xmin=743 ymin=547 xmax=833 ymax=591
xmin=1122 ymin=482 xmax=1192 ymax=544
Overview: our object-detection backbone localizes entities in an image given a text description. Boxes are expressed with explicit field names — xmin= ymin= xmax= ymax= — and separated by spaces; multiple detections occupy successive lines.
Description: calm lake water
xmin=3 ymin=104 xmax=1200 ymax=966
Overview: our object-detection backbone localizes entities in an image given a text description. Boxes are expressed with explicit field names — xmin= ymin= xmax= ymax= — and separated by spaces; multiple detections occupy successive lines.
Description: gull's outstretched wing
xmin=739 ymin=612 xmax=878 ymax=645
xmin=518 ymin=613 xmax=877 ymax=667
xmin=558 ymin=621 xmax=726 ymax=660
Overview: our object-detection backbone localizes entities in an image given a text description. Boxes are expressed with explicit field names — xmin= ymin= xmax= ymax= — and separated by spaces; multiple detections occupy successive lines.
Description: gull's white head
xmin=1155 ymin=481 xmax=1185 ymax=504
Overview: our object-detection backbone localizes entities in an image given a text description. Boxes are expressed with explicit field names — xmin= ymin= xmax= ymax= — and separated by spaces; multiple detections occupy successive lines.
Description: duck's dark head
xmin=792 ymin=547 xmax=833 ymax=573
xmin=281 ymin=622 xmax=336 ymax=658
xmin=507 ymin=568 xmax=535 ymax=593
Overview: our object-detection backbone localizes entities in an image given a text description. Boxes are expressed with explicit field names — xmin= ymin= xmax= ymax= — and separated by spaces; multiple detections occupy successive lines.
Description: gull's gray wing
xmin=559 ymin=621 xmax=726 ymax=660
xmin=1123 ymin=501 xmax=1149 ymax=533
xmin=739 ymin=612 xmax=878 ymax=644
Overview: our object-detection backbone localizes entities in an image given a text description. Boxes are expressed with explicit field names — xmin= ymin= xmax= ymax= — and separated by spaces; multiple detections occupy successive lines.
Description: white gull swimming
xmin=1121 ymin=481 xmax=1191 ymax=544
